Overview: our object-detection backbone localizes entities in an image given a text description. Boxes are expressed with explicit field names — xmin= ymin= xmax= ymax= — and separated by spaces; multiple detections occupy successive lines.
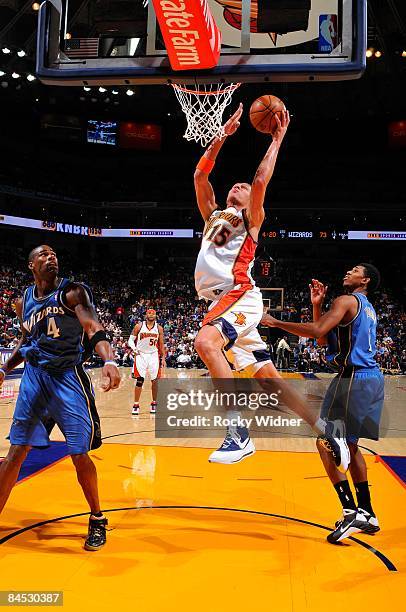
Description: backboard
xmin=36 ymin=0 xmax=366 ymax=86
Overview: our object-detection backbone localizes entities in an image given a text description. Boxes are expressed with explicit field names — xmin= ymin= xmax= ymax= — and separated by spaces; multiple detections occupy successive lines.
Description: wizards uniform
xmin=10 ymin=278 xmax=101 ymax=454
xmin=321 ymin=292 xmax=384 ymax=442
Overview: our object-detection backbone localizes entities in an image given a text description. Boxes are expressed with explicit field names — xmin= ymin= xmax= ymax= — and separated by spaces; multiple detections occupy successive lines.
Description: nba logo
xmin=319 ymin=15 xmax=338 ymax=53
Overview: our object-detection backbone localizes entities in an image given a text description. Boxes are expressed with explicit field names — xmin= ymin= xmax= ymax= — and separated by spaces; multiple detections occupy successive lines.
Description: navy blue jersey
xmin=326 ymin=292 xmax=378 ymax=369
xmin=20 ymin=278 xmax=93 ymax=372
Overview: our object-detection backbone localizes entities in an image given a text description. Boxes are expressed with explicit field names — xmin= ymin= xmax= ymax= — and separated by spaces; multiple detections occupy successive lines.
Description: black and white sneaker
xmin=132 ymin=404 xmax=139 ymax=416
xmin=335 ymin=508 xmax=380 ymax=534
xmin=150 ymin=402 xmax=156 ymax=415
xmin=327 ymin=508 xmax=368 ymax=544
xmin=318 ymin=419 xmax=350 ymax=473
xmin=84 ymin=517 xmax=108 ymax=551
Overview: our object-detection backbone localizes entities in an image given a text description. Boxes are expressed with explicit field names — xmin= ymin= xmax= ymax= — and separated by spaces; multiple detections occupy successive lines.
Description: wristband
xmin=104 ymin=360 xmax=118 ymax=368
xmin=90 ymin=330 xmax=108 ymax=349
xmin=0 ymin=368 xmax=6 ymax=378
xmin=197 ymin=156 xmax=215 ymax=175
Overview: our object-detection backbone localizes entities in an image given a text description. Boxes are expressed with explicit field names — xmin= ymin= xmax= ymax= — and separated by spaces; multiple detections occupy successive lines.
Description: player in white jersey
xmin=193 ymin=104 xmax=350 ymax=471
xmin=128 ymin=309 xmax=165 ymax=415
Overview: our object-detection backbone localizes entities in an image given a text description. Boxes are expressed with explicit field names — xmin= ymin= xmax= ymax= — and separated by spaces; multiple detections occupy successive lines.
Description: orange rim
xmin=171 ymin=83 xmax=241 ymax=96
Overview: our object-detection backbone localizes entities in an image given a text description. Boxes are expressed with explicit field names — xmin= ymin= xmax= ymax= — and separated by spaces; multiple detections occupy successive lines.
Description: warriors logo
xmin=234 ymin=312 xmax=247 ymax=326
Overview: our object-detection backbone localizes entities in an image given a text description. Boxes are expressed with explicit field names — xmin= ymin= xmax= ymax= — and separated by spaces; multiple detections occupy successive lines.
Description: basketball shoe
xmin=84 ymin=516 xmax=108 ymax=551
xmin=132 ymin=404 xmax=139 ymax=416
xmin=317 ymin=419 xmax=350 ymax=473
xmin=334 ymin=507 xmax=380 ymax=534
xmin=209 ymin=427 xmax=255 ymax=464
xmin=150 ymin=401 xmax=156 ymax=415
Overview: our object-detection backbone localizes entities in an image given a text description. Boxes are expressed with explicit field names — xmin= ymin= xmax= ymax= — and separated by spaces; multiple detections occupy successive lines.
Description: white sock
xmin=227 ymin=410 xmax=241 ymax=435
xmin=313 ymin=417 xmax=326 ymax=435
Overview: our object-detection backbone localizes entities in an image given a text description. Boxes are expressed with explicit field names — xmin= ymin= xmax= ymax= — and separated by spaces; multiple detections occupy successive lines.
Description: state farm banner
xmin=119 ymin=122 xmax=162 ymax=150
xmin=151 ymin=0 xmax=221 ymax=70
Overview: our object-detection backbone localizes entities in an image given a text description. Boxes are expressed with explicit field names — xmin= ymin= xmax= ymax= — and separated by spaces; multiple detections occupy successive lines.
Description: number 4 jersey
xmin=20 ymin=278 xmax=93 ymax=372
xmin=195 ymin=207 xmax=257 ymax=301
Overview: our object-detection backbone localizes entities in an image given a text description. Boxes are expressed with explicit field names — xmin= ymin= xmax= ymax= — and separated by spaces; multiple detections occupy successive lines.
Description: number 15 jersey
xmin=195 ymin=207 xmax=257 ymax=301
xmin=20 ymin=278 xmax=93 ymax=372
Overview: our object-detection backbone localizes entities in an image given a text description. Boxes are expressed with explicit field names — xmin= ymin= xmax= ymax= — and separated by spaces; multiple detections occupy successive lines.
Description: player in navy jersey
xmin=0 ymin=245 xmax=121 ymax=551
xmin=261 ymin=263 xmax=384 ymax=544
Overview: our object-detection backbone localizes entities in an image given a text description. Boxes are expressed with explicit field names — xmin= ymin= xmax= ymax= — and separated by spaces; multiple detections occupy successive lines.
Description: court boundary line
xmin=377 ymin=456 xmax=406 ymax=488
xmin=0 ymin=505 xmax=397 ymax=572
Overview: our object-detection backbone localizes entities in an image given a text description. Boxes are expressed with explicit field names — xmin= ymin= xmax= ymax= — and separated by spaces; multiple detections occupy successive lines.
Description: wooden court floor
xmin=0 ymin=369 xmax=405 ymax=611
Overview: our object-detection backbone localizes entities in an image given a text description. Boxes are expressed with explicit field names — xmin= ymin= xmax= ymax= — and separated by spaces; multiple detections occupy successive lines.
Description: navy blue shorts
xmin=320 ymin=366 xmax=384 ymax=443
xmin=9 ymin=363 xmax=101 ymax=455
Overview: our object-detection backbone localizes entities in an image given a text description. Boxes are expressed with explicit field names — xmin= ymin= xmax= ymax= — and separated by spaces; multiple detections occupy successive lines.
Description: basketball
xmin=249 ymin=95 xmax=286 ymax=134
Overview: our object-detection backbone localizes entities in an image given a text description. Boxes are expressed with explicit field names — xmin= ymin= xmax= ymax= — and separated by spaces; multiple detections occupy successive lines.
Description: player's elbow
xmin=194 ymin=169 xmax=207 ymax=184
xmin=252 ymin=175 xmax=267 ymax=191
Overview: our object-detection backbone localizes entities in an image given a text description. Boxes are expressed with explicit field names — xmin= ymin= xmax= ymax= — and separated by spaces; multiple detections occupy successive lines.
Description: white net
xmin=171 ymin=82 xmax=241 ymax=148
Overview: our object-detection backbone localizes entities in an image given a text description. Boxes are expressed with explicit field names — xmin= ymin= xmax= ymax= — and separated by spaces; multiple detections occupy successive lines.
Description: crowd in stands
xmin=0 ymin=247 xmax=405 ymax=375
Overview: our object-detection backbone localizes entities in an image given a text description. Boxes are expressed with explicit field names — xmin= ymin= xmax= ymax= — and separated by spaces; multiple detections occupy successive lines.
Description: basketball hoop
xmin=171 ymin=82 xmax=241 ymax=148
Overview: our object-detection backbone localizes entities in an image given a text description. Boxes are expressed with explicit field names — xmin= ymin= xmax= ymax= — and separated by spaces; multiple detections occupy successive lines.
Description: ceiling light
xmin=98 ymin=86 xmax=106 ymax=93
xmin=17 ymin=50 xmax=26 ymax=58
xmin=112 ymin=89 xmax=119 ymax=95
xmin=26 ymin=74 xmax=36 ymax=81
xmin=126 ymin=89 xmax=134 ymax=96
xmin=83 ymin=86 xmax=91 ymax=91
xmin=366 ymin=48 xmax=373 ymax=58
xmin=32 ymin=2 xmax=40 ymax=10
xmin=11 ymin=72 xmax=20 ymax=79
xmin=2 ymin=47 xmax=11 ymax=54
xmin=0 ymin=70 xmax=5 ymax=77
xmin=374 ymin=50 xmax=382 ymax=58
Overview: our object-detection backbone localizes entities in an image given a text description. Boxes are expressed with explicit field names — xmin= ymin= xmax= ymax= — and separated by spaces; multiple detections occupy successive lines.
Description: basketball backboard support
xmin=36 ymin=0 xmax=366 ymax=86
xmin=261 ymin=288 xmax=284 ymax=312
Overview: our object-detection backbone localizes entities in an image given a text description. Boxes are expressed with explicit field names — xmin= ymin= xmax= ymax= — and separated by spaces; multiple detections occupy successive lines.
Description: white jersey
xmin=195 ymin=207 xmax=257 ymax=301
xmin=136 ymin=321 xmax=159 ymax=354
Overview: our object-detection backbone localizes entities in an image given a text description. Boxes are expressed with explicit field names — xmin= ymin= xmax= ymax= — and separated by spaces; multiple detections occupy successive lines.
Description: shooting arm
xmin=247 ymin=111 xmax=289 ymax=229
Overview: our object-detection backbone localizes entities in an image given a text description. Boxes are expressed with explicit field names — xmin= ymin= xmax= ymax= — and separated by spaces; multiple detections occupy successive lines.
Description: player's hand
xmin=260 ymin=312 xmax=279 ymax=327
xmin=100 ymin=363 xmax=121 ymax=392
xmin=223 ymin=103 xmax=243 ymax=137
xmin=309 ymin=279 xmax=328 ymax=306
xmin=271 ymin=109 xmax=290 ymax=143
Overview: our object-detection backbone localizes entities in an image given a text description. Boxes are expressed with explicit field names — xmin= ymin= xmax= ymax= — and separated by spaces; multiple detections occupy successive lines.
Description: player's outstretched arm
xmin=65 ymin=284 xmax=121 ymax=392
xmin=261 ymin=295 xmax=356 ymax=339
xmin=310 ymin=279 xmax=328 ymax=346
xmin=0 ymin=298 xmax=26 ymax=387
xmin=128 ymin=323 xmax=141 ymax=353
xmin=194 ymin=103 xmax=243 ymax=221
xmin=247 ymin=110 xmax=290 ymax=233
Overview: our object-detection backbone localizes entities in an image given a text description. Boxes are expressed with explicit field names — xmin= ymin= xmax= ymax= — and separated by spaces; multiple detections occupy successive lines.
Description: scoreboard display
xmin=262 ymin=229 xmax=349 ymax=240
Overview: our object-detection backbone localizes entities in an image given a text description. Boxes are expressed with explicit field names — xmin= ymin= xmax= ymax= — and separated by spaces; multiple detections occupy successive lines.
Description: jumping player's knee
xmin=135 ymin=376 xmax=144 ymax=387
xmin=194 ymin=328 xmax=224 ymax=359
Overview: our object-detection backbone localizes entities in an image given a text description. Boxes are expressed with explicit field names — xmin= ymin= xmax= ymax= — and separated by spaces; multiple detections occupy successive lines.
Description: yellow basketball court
xmin=0 ymin=369 xmax=405 ymax=611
